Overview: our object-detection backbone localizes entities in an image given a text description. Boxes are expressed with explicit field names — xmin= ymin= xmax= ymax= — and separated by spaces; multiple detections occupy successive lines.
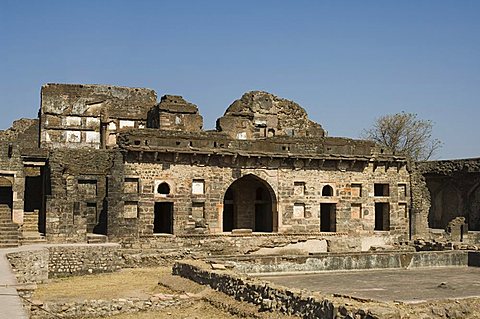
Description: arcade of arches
xmin=223 ymin=175 xmax=276 ymax=232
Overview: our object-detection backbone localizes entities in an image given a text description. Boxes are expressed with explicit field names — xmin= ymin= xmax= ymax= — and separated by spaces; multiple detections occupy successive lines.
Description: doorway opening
xmin=154 ymin=202 xmax=173 ymax=234
xmin=0 ymin=177 xmax=13 ymax=216
xmin=222 ymin=174 xmax=276 ymax=232
xmin=375 ymin=203 xmax=390 ymax=230
xmin=320 ymin=203 xmax=336 ymax=232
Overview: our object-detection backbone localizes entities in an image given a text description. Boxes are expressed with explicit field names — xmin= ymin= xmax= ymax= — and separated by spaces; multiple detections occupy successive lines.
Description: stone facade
xmin=411 ymin=158 xmax=480 ymax=243
xmin=8 ymin=82 xmax=479 ymax=249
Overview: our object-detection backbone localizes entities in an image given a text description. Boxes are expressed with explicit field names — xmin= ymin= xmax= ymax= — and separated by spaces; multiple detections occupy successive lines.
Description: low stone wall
xmin=6 ymin=248 xmax=49 ymax=284
xmin=212 ymin=251 xmax=468 ymax=274
xmin=48 ymin=244 xmax=123 ymax=278
xmin=122 ymin=232 xmax=402 ymax=256
xmin=6 ymin=244 xmax=123 ymax=284
xmin=173 ymin=260 xmax=398 ymax=319
xmin=30 ymin=297 xmax=191 ymax=319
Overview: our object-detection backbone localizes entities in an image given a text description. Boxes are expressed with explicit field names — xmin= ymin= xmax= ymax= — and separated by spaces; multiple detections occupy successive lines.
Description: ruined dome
xmin=216 ymin=91 xmax=325 ymax=139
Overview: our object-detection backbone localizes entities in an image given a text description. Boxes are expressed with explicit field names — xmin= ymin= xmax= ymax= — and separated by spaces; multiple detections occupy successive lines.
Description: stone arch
xmin=157 ymin=182 xmax=171 ymax=195
xmin=322 ymin=185 xmax=334 ymax=196
xmin=222 ymin=174 xmax=277 ymax=233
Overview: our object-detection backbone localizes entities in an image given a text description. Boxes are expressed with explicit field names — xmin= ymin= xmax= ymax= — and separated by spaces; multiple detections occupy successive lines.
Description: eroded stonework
xmin=0 ymin=83 xmax=477 ymax=249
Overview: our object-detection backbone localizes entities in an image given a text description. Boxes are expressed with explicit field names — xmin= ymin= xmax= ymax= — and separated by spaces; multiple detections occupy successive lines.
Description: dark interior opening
xmin=157 ymin=182 xmax=170 ymax=195
xmin=374 ymin=184 xmax=390 ymax=196
xmin=320 ymin=203 xmax=336 ymax=232
xmin=93 ymin=198 xmax=108 ymax=235
xmin=322 ymin=185 xmax=334 ymax=196
xmin=0 ymin=185 xmax=13 ymax=211
xmin=154 ymin=202 xmax=173 ymax=234
xmin=223 ymin=188 xmax=234 ymax=231
xmin=375 ymin=203 xmax=390 ymax=230
xmin=24 ymin=175 xmax=42 ymax=212
xmin=222 ymin=175 xmax=275 ymax=232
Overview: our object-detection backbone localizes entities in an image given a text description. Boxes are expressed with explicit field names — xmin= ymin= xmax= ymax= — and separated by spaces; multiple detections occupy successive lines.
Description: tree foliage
xmin=363 ymin=112 xmax=442 ymax=161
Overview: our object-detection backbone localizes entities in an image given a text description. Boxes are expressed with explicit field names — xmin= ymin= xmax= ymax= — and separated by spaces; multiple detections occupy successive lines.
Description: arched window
xmin=157 ymin=182 xmax=170 ymax=195
xmin=322 ymin=185 xmax=334 ymax=196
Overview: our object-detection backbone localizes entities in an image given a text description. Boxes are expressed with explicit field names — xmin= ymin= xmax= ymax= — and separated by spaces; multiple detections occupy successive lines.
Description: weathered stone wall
xmin=40 ymin=83 xmax=157 ymax=149
xmin=30 ymin=297 xmax=191 ymax=319
xmin=119 ymin=156 xmax=410 ymax=238
xmin=45 ymin=149 xmax=117 ymax=241
xmin=412 ymin=159 xmax=480 ymax=241
xmin=48 ymin=244 xmax=123 ymax=277
xmin=6 ymin=248 xmax=49 ymax=284
xmin=148 ymin=95 xmax=203 ymax=132
xmin=215 ymin=250 xmax=468 ymax=274
xmin=217 ymin=91 xmax=325 ymax=139
xmin=0 ymin=119 xmax=41 ymax=224
xmin=173 ymin=260 xmax=398 ymax=319
xmin=6 ymin=244 xmax=123 ymax=284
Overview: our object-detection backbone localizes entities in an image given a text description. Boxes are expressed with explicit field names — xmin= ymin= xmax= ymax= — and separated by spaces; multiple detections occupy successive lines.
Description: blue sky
xmin=1 ymin=0 xmax=479 ymax=159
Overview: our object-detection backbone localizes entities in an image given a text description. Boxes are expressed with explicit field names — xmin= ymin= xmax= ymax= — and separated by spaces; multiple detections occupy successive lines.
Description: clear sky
xmin=1 ymin=0 xmax=479 ymax=160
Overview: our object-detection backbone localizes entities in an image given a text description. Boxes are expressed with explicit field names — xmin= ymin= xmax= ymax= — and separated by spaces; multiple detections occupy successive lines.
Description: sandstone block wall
xmin=40 ymin=84 xmax=157 ymax=149
xmin=6 ymin=244 xmax=123 ymax=284
xmin=119 ymin=158 xmax=410 ymax=238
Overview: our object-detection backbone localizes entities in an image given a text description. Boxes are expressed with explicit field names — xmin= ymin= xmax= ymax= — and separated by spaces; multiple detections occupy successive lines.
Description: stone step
xmin=20 ymin=232 xmax=46 ymax=244
xmin=87 ymin=233 xmax=108 ymax=244
xmin=0 ymin=243 xmax=19 ymax=248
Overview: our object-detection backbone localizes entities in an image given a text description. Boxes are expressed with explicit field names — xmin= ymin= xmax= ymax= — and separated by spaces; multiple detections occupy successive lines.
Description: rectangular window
xmin=294 ymin=182 xmax=305 ymax=196
xmin=398 ymin=184 xmax=407 ymax=198
xmin=78 ymin=179 xmax=97 ymax=196
xmin=124 ymin=201 xmax=138 ymax=219
xmin=351 ymin=203 xmax=362 ymax=219
xmin=399 ymin=203 xmax=408 ymax=219
xmin=293 ymin=203 xmax=305 ymax=218
xmin=191 ymin=202 xmax=205 ymax=219
xmin=192 ymin=179 xmax=205 ymax=195
xmin=351 ymin=184 xmax=362 ymax=197
xmin=124 ymin=177 xmax=139 ymax=193
xmin=374 ymin=183 xmax=389 ymax=196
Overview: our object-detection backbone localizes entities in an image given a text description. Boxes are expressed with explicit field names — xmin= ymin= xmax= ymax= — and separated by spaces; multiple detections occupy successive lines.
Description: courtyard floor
xmin=259 ymin=266 xmax=480 ymax=303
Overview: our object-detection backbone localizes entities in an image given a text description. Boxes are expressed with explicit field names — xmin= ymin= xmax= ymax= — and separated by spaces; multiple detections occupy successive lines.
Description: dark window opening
xmin=375 ymin=203 xmax=390 ymax=230
xmin=154 ymin=202 xmax=173 ymax=234
xmin=0 ymin=186 xmax=13 ymax=210
xmin=320 ymin=203 xmax=336 ymax=232
xmin=322 ymin=185 xmax=334 ymax=196
xmin=157 ymin=182 xmax=170 ymax=195
xmin=374 ymin=184 xmax=389 ymax=196
xmin=7 ymin=144 xmax=13 ymax=158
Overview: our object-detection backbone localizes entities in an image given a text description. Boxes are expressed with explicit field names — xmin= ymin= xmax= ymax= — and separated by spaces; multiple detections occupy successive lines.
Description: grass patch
xmin=33 ymin=267 xmax=173 ymax=302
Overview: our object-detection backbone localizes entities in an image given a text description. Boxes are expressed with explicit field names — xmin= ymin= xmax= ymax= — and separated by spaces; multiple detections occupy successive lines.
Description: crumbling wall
xmin=0 ymin=119 xmax=40 ymax=224
xmin=147 ymin=95 xmax=203 ymax=132
xmin=40 ymin=83 xmax=157 ymax=149
xmin=216 ymin=91 xmax=325 ymax=139
xmin=414 ymin=159 xmax=480 ymax=238
xmin=45 ymin=149 xmax=117 ymax=242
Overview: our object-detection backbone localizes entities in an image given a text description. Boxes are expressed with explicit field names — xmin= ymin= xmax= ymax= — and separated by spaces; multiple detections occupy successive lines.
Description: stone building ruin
xmin=0 ymin=83 xmax=479 ymax=249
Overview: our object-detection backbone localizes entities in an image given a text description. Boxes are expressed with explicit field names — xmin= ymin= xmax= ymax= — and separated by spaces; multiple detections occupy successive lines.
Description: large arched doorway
xmin=222 ymin=174 xmax=276 ymax=232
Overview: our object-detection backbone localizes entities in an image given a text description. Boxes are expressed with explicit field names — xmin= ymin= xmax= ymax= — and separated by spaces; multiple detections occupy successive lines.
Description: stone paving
xmin=0 ymin=247 xmax=30 ymax=319
xmin=259 ymin=266 xmax=480 ymax=303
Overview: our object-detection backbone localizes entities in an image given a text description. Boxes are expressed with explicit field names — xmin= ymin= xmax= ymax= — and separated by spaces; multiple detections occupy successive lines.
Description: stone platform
xmin=259 ymin=266 xmax=480 ymax=303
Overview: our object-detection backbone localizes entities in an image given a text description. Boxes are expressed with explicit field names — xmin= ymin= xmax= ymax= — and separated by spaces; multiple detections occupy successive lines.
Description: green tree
xmin=363 ymin=112 xmax=442 ymax=161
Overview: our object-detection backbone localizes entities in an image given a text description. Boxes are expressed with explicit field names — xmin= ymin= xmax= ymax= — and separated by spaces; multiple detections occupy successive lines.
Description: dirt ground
xmin=33 ymin=266 xmax=298 ymax=319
